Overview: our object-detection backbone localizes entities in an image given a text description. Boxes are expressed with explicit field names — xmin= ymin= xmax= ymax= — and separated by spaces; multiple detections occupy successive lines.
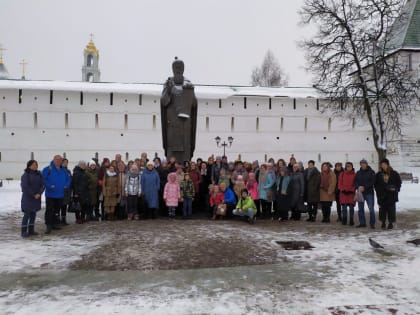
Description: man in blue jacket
xmin=42 ymin=155 xmax=71 ymax=234
xmin=219 ymin=182 xmax=236 ymax=218
xmin=355 ymin=159 xmax=376 ymax=228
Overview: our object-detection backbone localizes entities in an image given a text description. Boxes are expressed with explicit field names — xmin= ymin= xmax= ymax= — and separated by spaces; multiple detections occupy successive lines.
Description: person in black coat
xmin=304 ymin=160 xmax=321 ymax=222
xmin=199 ymin=162 xmax=212 ymax=216
xmin=274 ymin=166 xmax=292 ymax=221
xmin=20 ymin=160 xmax=45 ymax=237
xmin=71 ymin=161 xmax=91 ymax=223
xmin=374 ymin=158 xmax=402 ymax=230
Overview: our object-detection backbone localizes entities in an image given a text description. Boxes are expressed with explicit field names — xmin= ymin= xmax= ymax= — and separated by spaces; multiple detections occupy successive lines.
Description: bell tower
xmin=82 ymin=34 xmax=100 ymax=82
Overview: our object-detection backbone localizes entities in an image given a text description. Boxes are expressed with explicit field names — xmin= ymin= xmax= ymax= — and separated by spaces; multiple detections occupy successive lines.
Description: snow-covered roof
xmin=0 ymin=79 xmax=319 ymax=100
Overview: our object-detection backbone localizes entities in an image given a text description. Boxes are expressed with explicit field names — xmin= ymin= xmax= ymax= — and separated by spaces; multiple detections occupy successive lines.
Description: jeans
xmin=358 ymin=193 xmax=375 ymax=225
xmin=233 ymin=208 xmax=255 ymax=219
xmin=22 ymin=210 xmax=36 ymax=229
xmin=341 ymin=204 xmax=354 ymax=223
xmin=182 ymin=198 xmax=193 ymax=217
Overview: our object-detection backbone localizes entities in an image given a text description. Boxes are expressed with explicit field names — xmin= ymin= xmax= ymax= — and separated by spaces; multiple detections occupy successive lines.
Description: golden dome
xmin=84 ymin=39 xmax=99 ymax=56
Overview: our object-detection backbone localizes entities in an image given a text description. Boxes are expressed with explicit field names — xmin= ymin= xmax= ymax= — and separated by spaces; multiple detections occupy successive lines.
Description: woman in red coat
xmin=338 ymin=162 xmax=356 ymax=225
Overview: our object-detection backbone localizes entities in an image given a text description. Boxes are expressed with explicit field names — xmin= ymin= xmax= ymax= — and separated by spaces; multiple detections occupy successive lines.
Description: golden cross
xmin=0 ymin=45 xmax=6 ymax=64
xmin=90 ymin=33 xmax=94 ymax=42
xmin=19 ymin=59 xmax=28 ymax=79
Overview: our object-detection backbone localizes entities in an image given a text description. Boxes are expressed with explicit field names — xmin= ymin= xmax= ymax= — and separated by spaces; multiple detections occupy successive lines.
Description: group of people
xmin=20 ymin=152 xmax=402 ymax=237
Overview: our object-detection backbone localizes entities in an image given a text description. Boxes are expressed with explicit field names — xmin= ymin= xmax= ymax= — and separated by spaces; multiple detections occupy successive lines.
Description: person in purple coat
xmin=20 ymin=160 xmax=45 ymax=237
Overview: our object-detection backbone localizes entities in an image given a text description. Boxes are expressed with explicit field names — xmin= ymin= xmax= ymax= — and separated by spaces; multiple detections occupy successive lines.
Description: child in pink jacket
xmin=164 ymin=172 xmax=181 ymax=219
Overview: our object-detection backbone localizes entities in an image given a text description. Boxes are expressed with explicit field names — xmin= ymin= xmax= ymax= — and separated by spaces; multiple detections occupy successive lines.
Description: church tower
xmin=82 ymin=35 xmax=100 ymax=82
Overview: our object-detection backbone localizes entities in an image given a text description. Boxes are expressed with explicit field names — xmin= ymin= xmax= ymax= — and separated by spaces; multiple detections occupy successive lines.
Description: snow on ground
xmin=0 ymin=180 xmax=419 ymax=314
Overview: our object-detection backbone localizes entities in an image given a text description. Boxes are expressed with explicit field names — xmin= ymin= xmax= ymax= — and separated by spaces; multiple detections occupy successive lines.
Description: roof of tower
xmin=388 ymin=0 xmax=420 ymax=51
xmin=84 ymin=39 xmax=99 ymax=56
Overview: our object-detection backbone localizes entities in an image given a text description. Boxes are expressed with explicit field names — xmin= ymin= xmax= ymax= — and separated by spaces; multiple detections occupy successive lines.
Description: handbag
xmin=216 ymin=203 xmax=227 ymax=216
xmin=68 ymin=199 xmax=82 ymax=213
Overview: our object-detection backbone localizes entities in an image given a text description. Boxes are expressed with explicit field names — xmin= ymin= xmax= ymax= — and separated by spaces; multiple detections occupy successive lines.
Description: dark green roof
xmin=388 ymin=0 xmax=420 ymax=50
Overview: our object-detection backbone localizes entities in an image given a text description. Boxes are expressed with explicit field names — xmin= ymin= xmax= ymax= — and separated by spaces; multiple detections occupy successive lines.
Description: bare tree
xmin=300 ymin=0 xmax=419 ymax=163
xmin=251 ymin=50 xmax=288 ymax=87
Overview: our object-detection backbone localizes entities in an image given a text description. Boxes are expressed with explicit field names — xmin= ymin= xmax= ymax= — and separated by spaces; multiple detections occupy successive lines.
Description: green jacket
xmin=86 ymin=168 xmax=98 ymax=206
xmin=236 ymin=196 xmax=257 ymax=214
xmin=180 ymin=179 xmax=195 ymax=199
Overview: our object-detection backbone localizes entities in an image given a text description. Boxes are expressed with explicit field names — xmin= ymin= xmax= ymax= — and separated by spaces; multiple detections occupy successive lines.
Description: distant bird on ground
xmin=275 ymin=241 xmax=315 ymax=250
xmin=406 ymin=239 xmax=420 ymax=246
xmin=369 ymin=238 xmax=384 ymax=249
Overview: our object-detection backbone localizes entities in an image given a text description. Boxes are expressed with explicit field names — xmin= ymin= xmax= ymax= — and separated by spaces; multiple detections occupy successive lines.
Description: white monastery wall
xmin=0 ymin=82 xmax=386 ymax=178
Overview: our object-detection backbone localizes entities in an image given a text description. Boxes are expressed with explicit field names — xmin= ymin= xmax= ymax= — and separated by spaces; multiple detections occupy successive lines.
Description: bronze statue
xmin=160 ymin=57 xmax=198 ymax=163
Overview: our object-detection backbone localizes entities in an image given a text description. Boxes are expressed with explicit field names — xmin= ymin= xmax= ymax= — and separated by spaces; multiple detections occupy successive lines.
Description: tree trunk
xmin=376 ymin=148 xmax=387 ymax=169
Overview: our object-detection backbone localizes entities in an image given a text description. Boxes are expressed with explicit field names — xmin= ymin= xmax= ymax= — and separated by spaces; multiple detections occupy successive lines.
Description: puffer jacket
xmin=125 ymin=172 xmax=141 ymax=196
xmin=164 ymin=173 xmax=180 ymax=207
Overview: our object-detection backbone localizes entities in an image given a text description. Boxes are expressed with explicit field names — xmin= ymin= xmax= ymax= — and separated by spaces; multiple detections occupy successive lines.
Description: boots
xmin=61 ymin=217 xmax=69 ymax=226
xmin=28 ymin=225 xmax=39 ymax=236
xmin=21 ymin=226 xmax=29 ymax=238
xmin=349 ymin=218 xmax=354 ymax=226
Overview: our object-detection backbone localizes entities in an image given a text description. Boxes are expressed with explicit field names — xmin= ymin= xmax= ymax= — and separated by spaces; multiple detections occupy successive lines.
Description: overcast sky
xmin=0 ymin=0 xmax=314 ymax=86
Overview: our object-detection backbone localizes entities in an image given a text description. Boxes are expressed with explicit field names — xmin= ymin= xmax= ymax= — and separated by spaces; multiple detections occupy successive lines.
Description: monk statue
xmin=160 ymin=57 xmax=198 ymax=163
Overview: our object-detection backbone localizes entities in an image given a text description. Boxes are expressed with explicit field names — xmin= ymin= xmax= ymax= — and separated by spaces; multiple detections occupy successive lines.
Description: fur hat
xmin=360 ymin=158 xmax=368 ymax=164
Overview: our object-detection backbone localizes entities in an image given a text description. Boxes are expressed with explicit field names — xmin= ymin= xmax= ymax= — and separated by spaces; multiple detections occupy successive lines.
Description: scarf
xmin=276 ymin=175 xmax=290 ymax=194
xmin=106 ymin=170 xmax=117 ymax=177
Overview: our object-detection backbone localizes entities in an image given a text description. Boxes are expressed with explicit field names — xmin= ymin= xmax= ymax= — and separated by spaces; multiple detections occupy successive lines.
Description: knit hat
xmin=360 ymin=158 xmax=368 ymax=164
xmin=237 ymin=175 xmax=243 ymax=181
xmin=88 ymin=160 xmax=96 ymax=167
xmin=102 ymin=157 xmax=110 ymax=164
xmin=146 ymin=161 xmax=154 ymax=166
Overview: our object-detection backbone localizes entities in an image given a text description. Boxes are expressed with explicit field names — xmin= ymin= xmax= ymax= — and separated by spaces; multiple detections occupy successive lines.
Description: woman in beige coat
xmin=102 ymin=165 xmax=120 ymax=220
xmin=319 ymin=162 xmax=336 ymax=223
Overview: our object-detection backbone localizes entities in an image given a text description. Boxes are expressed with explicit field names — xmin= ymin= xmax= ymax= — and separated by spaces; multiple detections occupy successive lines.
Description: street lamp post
xmin=215 ymin=136 xmax=234 ymax=156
